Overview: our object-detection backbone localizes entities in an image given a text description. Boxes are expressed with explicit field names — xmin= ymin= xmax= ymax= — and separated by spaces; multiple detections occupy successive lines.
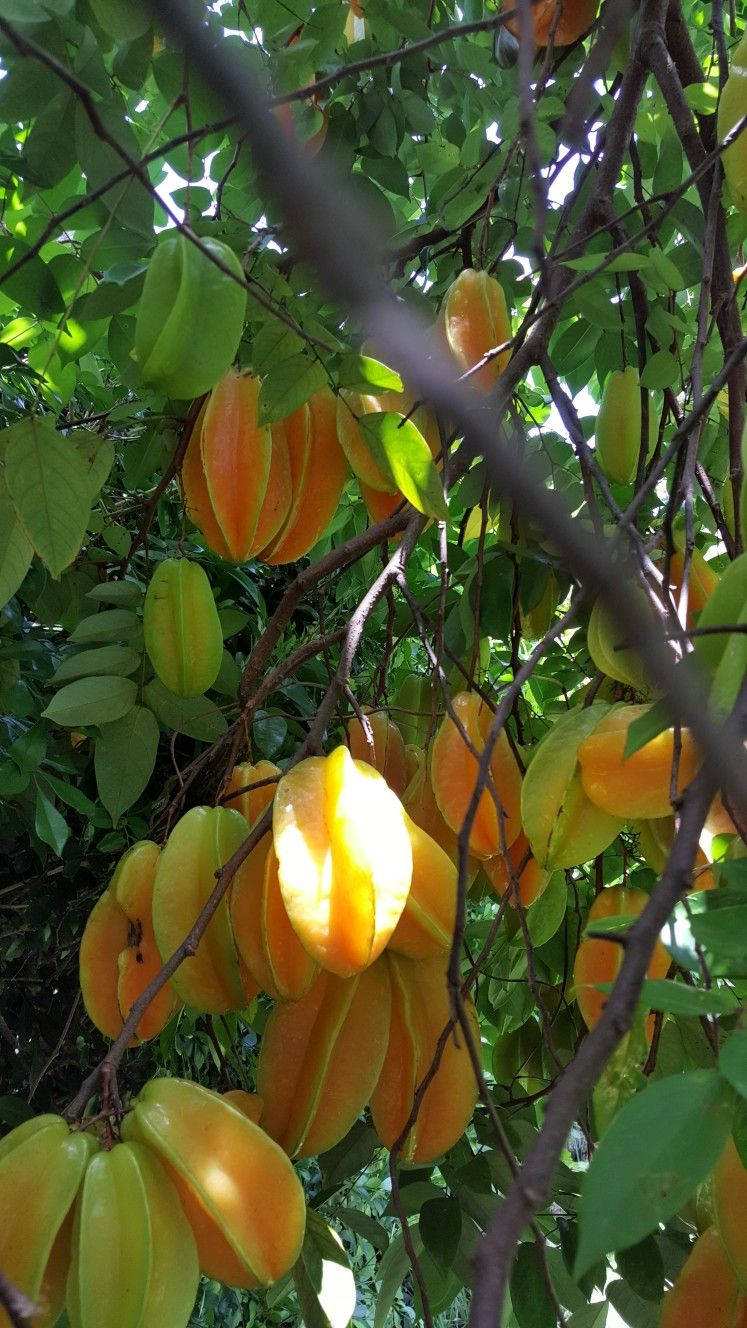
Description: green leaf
xmin=34 ymin=786 xmax=70 ymax=856
xmin=338 ymin=354 xmax=404 ymax=393
xmin=0 ymin=239 xmax=65 ymax=318
xmin=4 ymin=417 xmax=91 ymax=578
xmin=576 ymin=1070 xmax=734 ymax=1276
xmin=52 ymin=645 xmax=141 ymax=684
xmin=258 ymin=355 xmax=328 ymax=425
xmin=374 ymin=1232 xmax=411 ymax=1328
xmin=71 ymin=433 xmax=115 ymax=501
xmin=69 ymin=610 xmax=141 ymax=645
xmin=615 ymin=1235 xmax=665 ymax=1303
xmin=94 ymin=705 xmax=159 ymax=823
xmin=690 ymin=903 xmax=747 ymax=967
xmin=333 ymin=1207 xmax=389 ymax=1254
xmin=623 ymin=698 xmax=670 ymax=758
xmin=640 ymin=351 xmax=679 ymax=390
xmin=526 ymin=872 xmax=566 ymax=946
xmin=633 ymin=979 xmax=739 ymax=1017
xmin=292 ymin=1210 xmax=357 ymax=1328
xmin=719 ymin=1027 xmax=747 ymax=1098
xmin=88 ymin=0 xmax=151 ymax=42
xmin=39 ymin=774 xmax=97 ymax=818
xmin=419 ymin=1198 xmax=461 ymax=1276
xmin=0 ymin=482 xmax=34 ymax=610
xmin=42 ymin=675 xmax=137 ymax=727
xmin=510 ymin=1242 xmax=557 ymax=1328
xmin=142 ymin=679 xmax=228 ymax=742
xmin=86 ymin=581 xmax=143 ymax=607
xmin=359 ymin=413 xmax=447 ymax=519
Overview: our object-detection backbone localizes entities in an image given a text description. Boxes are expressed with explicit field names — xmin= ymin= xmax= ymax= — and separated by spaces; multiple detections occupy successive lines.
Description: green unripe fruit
xmin=143 ymin=558 xmax=223 ymax=697
xmin=595 ymin=366 xmax=642 ymax=486
xmin=718 ymin=33 xmax=747 ymax=216
xmin=134 ymin=235 xmax=247 ymax=399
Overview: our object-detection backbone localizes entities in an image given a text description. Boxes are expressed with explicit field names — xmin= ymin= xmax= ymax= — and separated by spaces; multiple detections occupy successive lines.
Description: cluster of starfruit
xmin=0 ymin=1078 xmax=305 ymax=1328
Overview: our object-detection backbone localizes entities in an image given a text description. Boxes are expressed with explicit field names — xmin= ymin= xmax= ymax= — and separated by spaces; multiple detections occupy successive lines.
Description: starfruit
xmin=261 ymin=389 xmax=349 ymax=564
xmin=0 ymin=1115 xmax=97 ymax=1328
xmin=66 ymin=1141 xmax=199 ymax=1328
xmin=181 ymin=372 xmax=272 ymax=562
xmin=577 ymin=703 xmax=702 ymax=820
xmin=714 ymin=1135 xmax=747 ymax=1290
xmin=79 ymin=840 xmax=179 ymax=1042
xmin=337 ymin=385 xmax=439 ymax=494
xmin=659 ymin=1227 xmax=746 ymax=1328
xmin=222 ymin=1090 xmax=264 ymax=1123
xmin=143 ymin=558 xmax=223 ymax=698
xmin=272 ymin=745 xmax=413 ymax=977
xmin=439 ymin=268 xmax=512 ymax=393
xmin=152 ymin=805 xmax=257 ymax=1013
xmin=347 ymin=707 xmax=408 ymax=797
xmin=121 ymin=1078 xmax=306 ymax=1288
xmin=666 ymin=544 xmax=719 ymax=626
xmin=693 ymin=552 xmax=747 ymax=716
xmin=520 ymin=703 xmax=626 ymax=869
xmin=227 ymin=761 xmax=316 ymax=1001
xmin=393 ymin=674 xmax=435 ymax=748
xmin=500 ymin=0 xmax=598 ymax=46
xmin=257 ymin=962 xmax=391 ymax=1158
xmin=595 ymin=366 xmax=642 ymax=486
xmin=718 ymin=31 xmax=747 ymax=217
xmin=572 ymin=886 xmax=670 ymax=1036
xmin=431 ymin=691 xmax=523 ymax=859
xmin=231 ymin=844 xmax=319 ymax=1002
xmin=586 ymin=585 xmax=652 ymax=694
xmin=403 ymin=749 xmax=479 ymax=885
xmin=483 ymin=830 xmax=550 ymax=909
xmin=134 ymin=235 xmax=246 ymax=399
xmin=370 ymin=954 xmax=479 ymax=1165
xmin=387 ymin=815 xmax=457 ymax=959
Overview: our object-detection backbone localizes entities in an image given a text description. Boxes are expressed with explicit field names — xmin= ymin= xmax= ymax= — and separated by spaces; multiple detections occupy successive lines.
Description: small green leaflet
xmin=34 ymin=785 xmax=70 ymax=856
xmin=623 ymin=698 xmax=670 ymax=759
xmin=142 ymin=679 xmax=228 ymax=742
xmin=576 ymin=1069 xmax=734 ymax=1276
xmin=337 ymin=354 xmax=403 ymax=393
xmin=359 ymin=413 xmax=447 ymax=520
xmin=258 ymin=354 xmax=327 ymax=425
xmin=419 ymin=1197 xmax=461 ymax=1276
xmin=0 ymin=482 xmax=33 ymax=610
xmin=69 ymin=609 xmax=141 ymax=645
xmin=52 ymin=645 xmax=141 ymax=684
xmin=86 ymin=581 xmax=143 ymax=607
xmin=292 ymin=1210 xmax=356 ymax=1328
xmin=94 ymin=705 xmax=159 ymax=823
xmin=598 ymin=978 xmax=739 ymax=1017
xmin=4 ymin=416 xmax=91 ymax=578
xmin=42 ymin=675 xmax=137 ymax=727
xmin=719 ymin=1027 xmax=747 ymax=1098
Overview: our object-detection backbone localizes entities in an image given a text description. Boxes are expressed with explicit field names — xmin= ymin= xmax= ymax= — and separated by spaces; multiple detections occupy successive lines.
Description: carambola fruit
xmin=231 ymin=844 xmax=319 ymax=1002
xmin=347 ymin=708 xmax=408 ymax=797
xmin=66 ymin=1141 xmax=199 ymax=1328
xmin=658 ymin=1227 xmax=747 ymax=1328
xmin=595 ymin=366 xmax=642 ymax=486
xmin=718 ymin=32 xmax=747 ymax=217
xmin=272 ymin=745 xmax=413 ymax=977
xmin=134 ymin=235 xmax=246 ymax=400
xmin=577 ymin=703 xmax=702 ymax=821
xmin=370 ymin=954 xmax=479 ymax=1164
xmin=431 ymin=691 xmax=523 ymax=859
xmin=500 ymin=0 xmax=598 ymax=47
xmin=714 ymin=1135 xmax=747 ymax=1290
xmin=257 ymin=962 xmax=391 ymax=1158
xmin=261 ymin=389 xmax=348 ymax=564
xmin=143 ymin=558 xmax=223 ymax=698
xmin=152 ymin=805 xmax=257 ymax=1013
xmin=572 ymin=886 xmax=670 ymax=1034
xmin=182 ymin=372 xmax=272 ymax=562
xmin=122 ymin=1078 xmax=306 ymax=1288
xmin=483 ymin=831 xmax=550 ymax=909
xmin=439 ymin=268 xmax=512 ymax=393
xmin=79 ymin=840 xmax=179 ymax=1043
xmin=387 ymin=815 xmax=457 ymax=959
xmin=520 ymin=703 xmax=626 ymax=869
xmin=0 ymin=1115 xmax=97 ymax=1328
xmin=693 ymin=552 xmax=747 ymax=717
